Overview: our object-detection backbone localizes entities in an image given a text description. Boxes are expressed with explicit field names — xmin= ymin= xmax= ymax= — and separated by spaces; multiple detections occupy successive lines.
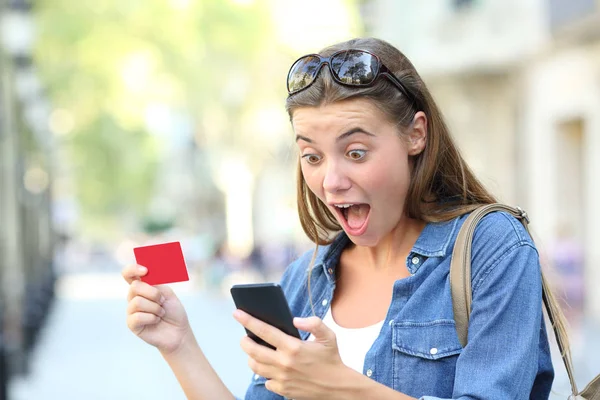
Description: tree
xmin=34 ymin=0 xmax=274 ymax=237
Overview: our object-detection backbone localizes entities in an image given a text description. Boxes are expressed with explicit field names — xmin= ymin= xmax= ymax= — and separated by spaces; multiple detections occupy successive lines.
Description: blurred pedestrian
xmin=551 ymin=224 xmax=585 ymax=325
xmin=121 ymin=37 xmax=559 ymax=399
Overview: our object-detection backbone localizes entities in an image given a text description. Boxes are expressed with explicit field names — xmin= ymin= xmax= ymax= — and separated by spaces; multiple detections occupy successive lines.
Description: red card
xmin=133 ymin=241 xmax=189 ymax=285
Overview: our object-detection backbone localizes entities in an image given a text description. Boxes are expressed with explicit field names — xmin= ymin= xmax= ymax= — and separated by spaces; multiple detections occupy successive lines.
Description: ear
xmin=407 ymin=111 xmax=427 ymax=156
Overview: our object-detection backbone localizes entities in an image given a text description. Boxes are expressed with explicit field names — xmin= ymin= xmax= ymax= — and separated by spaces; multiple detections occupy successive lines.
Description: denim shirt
xmin=242 ymin=211 xmax=554 ymax=399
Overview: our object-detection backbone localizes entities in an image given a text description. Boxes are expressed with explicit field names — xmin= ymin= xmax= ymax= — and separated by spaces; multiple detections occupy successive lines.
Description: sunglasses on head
xmin=287 ymin=49 xmax=416 ymax=105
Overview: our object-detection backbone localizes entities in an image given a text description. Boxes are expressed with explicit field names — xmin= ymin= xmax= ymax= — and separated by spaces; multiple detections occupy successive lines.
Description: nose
xmin=322 ymin=160 xmax=351 ymax=194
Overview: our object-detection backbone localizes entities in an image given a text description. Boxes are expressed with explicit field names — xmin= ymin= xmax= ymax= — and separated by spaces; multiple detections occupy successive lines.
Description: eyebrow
xmin=295 ymin=127 xmax=375 ymax=143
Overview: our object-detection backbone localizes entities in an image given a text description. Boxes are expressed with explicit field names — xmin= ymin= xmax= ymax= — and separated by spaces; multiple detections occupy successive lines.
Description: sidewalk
xmin=8 ymin=273 xmax=252 ymax=400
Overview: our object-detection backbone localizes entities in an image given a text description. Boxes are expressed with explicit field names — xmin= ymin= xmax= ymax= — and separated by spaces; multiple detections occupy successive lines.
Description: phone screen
xmin=230 ymin=283 xmax=301 ymax=350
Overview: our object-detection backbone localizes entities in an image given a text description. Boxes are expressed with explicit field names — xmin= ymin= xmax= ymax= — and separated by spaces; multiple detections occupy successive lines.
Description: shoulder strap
xmin=449 ymin=203 xmax=595 ymax=398
xmin=450 ymin=203 xmax=527 ymax=347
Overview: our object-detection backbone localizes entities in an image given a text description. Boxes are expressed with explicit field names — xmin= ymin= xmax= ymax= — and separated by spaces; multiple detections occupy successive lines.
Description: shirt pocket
xmin=392 ymin=319 xmax=463 ymax=359
xmin=390 ymin=319 xmax=462 ymax=396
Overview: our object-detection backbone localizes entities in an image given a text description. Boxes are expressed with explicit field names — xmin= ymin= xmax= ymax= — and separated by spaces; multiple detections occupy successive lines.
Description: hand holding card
xmin=133 ymin=241 xmax=189 ymax=286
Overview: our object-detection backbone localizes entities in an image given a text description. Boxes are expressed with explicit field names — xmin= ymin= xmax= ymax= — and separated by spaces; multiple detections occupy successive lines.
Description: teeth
xmin=334 ymin=204 xmax=354 ymax=208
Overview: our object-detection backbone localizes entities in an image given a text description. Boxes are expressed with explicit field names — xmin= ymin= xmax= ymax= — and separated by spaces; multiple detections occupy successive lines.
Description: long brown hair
xmin=287 ymin=37 xmax=496 ymax=246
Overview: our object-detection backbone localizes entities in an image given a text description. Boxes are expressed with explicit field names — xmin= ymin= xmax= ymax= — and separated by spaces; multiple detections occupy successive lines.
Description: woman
xmin=122 ymin=38 xmax=555 ymax=399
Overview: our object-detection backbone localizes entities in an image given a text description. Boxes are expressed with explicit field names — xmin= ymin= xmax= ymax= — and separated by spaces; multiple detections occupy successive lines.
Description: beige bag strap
xmin=450 ymin=203 xmax=600 ymax=399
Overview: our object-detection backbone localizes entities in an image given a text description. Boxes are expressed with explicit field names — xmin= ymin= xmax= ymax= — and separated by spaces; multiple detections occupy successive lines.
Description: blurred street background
xmin=1 ymin=0 xmax=599 ymax=399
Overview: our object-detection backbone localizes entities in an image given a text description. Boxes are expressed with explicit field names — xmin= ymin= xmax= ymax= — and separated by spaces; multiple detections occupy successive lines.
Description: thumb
xmin=294 ymin=317 xmax=335 ymax=343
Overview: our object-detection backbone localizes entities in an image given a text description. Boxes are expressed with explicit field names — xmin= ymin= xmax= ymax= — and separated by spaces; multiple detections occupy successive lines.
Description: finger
xmin=127 ymin=295 xmax=165 ymax=318
xmin=127 ymin=312 xmax=161 ymax=333
xmin=155 ymin=284 xmax=175 ymax=299
xmin=122 ymin=264 xmax=148 ymax=284
xmin=127 ymin=279 xmax=165 ymax=304
xmin=294 ymin=316 xmax=335 ymax=343
xmin=247 ymin=356 xmax=277 ymax=380
xmin=264 ymin=379 xmax=288 ymax=398
xmin=240 ymin=335 xmax=277 ymax=364
xmin=233 ymin=310 xmax=290 ymax=350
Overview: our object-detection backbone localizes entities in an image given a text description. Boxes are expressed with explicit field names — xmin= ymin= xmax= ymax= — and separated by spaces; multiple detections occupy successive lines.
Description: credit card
xmin=133 ymin=241 xmax=189 ymax=285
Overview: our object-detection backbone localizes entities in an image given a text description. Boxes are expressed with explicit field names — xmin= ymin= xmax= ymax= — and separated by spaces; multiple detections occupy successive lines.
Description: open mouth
xmin=332 ymin=203 xmax=371 ymax=235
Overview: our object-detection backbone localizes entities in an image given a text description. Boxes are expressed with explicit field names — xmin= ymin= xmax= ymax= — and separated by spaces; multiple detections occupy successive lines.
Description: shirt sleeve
xmin=421 ymin=242 xmax=549 ymax=400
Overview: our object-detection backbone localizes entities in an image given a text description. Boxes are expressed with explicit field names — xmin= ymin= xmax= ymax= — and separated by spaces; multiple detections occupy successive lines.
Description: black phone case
xmin=230 ymin=283 xmax=301 ymax=350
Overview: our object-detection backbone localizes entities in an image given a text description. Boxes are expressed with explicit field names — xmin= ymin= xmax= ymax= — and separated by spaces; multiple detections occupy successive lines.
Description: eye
xmin=302 ymin=154 xmax=322 ymax=165
xmin=347 ymin=149 xmax=367 ymax=161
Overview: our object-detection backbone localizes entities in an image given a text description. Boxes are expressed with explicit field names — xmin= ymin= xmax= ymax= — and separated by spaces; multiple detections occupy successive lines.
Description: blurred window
xmin=452 ymin=0 xmax=476 ymax=11
xmin=548 ymin=0 xmax=597 ymax=30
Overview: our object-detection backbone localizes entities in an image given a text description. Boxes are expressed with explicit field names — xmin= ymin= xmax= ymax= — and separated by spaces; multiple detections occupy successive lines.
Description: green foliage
xmin=34 ymin=0 xmax=274 ymax=235
xmin=141 ymin=215 xmax=175 ymax=235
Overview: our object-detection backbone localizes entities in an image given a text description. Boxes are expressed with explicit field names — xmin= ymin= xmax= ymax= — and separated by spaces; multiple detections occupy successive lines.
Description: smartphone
xmin=230 ymin=283 xmax=301 ymax=350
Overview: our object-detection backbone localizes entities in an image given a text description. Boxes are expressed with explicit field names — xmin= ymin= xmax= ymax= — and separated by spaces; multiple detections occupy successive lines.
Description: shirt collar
xmin=308 ymin=233 xmax=348 ymax=284
xmin=310 ymin=216 xmax=461 ymax=281
xmin=411 ymin=217 xmax=461 ymax=258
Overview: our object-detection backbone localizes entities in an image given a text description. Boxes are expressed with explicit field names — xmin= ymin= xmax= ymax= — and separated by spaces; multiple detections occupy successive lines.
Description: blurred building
xmin=0 ymin=0 xmax=57 ymax=395
xmin=362 ymin=0 xmax=600 ymax=321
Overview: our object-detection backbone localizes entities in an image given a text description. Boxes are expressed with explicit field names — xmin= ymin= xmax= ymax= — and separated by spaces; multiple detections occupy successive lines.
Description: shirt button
xmin=430 ymin=347 xmax=438 ymax=355
xmin=327 ymin=268 xmax=333 ymax=274
xmin=411 ymin=256 xmax=420 ymax=265
xmin=366 ymin=369 xmax=373 ymax=377
xmin=322 ymin=299 xmax=328 ymax=306
xmin=388 ymin=319 xmax=394 ymax=326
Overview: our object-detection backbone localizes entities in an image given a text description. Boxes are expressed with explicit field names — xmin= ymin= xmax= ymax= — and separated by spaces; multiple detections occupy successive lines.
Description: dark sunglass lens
xmin=331 ymin=51 xmax=378 ymax=85
xmin=287 ymin=56 xmax=321 ymax=93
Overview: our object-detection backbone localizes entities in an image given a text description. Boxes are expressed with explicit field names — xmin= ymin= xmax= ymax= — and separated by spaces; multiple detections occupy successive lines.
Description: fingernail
xmin=159 ymin=295 xmax=166 ymax=305
xmin=138 ymin=266 xmax=147 ymax=273
xmin=233 ymin=309 xmax=243 ymax=319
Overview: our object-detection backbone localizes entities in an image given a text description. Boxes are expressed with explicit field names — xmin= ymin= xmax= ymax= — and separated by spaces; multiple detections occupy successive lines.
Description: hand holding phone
xmin=230 ymin=283 xmax=301 ymax=350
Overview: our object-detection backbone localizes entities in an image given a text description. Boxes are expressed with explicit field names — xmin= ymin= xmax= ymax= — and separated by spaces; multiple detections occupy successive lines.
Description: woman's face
xmin=292 ymin=98 xmax=426 ymax=247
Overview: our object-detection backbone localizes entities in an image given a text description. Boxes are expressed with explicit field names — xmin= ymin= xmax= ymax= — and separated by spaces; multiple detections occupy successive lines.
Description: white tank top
xmin=307 ymin=307 xmax=384 ymax=373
